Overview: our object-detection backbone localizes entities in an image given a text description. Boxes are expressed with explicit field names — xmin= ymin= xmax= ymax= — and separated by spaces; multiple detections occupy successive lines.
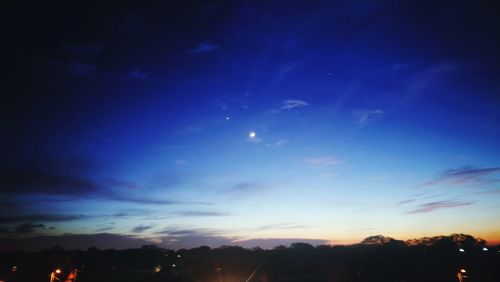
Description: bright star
xmin=249 ymin=131 xmax=256 ymax=138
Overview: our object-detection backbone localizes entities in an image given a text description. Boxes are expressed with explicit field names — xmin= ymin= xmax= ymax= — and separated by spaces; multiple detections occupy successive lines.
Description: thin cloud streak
xmin=176 ymin=211 xmax=230 ymax=217
xmin=281 ymin=99 xmax=310 ymax=110
xmin=406 ymin=200 xmax=473 ymax=214
xmin=221 ymin=181 xmax=268 ymax=198
xmin=0 ymin=165 xmax=206 ymax=206
xmin=0 ymin=214 xmax=89 ymax=224
xmin=422 ymin=166 xmax=500 ymax=187
xmin=132 ymin=225 xmax=154 ymax=233
xmin=95 ymin=227 xmax=114 ymax=232
xmin=15 ymin=223 xmax=46 ymax=234
xmin=0 ymin=166 xmax=99 ymax=195
xmin=266 ymin=139 xmax=287 ymax=147
xmin=255 ymin=223 xmax=308 ymax=231
xmin=353 ymin=109 xmax=384 ymax=124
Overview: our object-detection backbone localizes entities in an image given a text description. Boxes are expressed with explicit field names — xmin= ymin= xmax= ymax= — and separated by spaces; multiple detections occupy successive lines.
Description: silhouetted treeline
xmin=0 ymin=234 xmax=498 ymax=282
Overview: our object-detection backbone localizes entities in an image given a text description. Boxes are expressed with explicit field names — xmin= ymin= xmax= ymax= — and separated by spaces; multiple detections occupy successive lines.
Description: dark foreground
xmin=1 ymin=235 xmax=498 ymax=282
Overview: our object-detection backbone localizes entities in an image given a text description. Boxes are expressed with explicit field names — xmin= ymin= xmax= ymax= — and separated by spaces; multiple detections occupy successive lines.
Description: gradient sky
xmin=2 ymin=0 xmax=500 ymax=251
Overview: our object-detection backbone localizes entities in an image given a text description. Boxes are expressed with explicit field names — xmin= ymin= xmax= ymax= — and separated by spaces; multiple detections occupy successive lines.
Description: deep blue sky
xmin=1 ymin=0 xmax=500 ymax=251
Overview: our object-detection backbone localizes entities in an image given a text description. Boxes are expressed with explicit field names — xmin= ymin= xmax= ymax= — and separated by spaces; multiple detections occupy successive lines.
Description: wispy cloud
xmin=396 ymin=198 xmax=419 ymax=205
xmin=422 ymin=166 xmax=500 ymax=187
xmin=104 ymin=178 xmax=141 ymax=190
xmin=222 ymin=181 xmax=267 ymax=197
xmin=405 ymin=62 xmax=459 ymax=92
xmin=376 ymin=61 xmax=461 ymax=108
xmin=406 ymin=200 xmax=473 ymax=214
xmin=132 ymin=225 xmax=153 ymax=233
xmin=15 ymin=223 xmax=46 ymax=234
xmin=276 ymin=62 xmax=299 ymax=83
xmin=176 ymin=211 xmax=230 ymax=217
xmin=266 ymin=139 xmax=287 ymax=147
xmin=107 ymin=194 xmax=179 ymax=205
xmin=0 ymin=166 xmax=100 ymax=195
xmin=156 ymin=227 xmax=222 ymax=236
xmin=353 ymin=109 xmax=384 ymax=125
xmin=95 ymin=226 xmax=114 ymax=232
xmin=274 ymin=57 xmax=311 ymax=84
xmin=255 ymin=222 xmax=308 ymax=231
xmin=0 ymin=214 xmax=89 ymax=224
xmin=0 ymin=165 xmax=193 ymax=206
xmin=158 ymin=228 xmax=236 ymax=249
xmin=305 ymin=155 xmax=340 ymax=166
xmin=189 ymin=42 xmax=220 ymax=53
xmin=281 ymin=99 xmax=310 ymax=110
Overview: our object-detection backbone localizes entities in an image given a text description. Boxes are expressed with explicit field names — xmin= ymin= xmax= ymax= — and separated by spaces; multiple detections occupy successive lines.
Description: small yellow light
xmin=460 ymin=269 xmax=466 ymax=273
xmin=55 ymin=269 xmax=62 ymax=274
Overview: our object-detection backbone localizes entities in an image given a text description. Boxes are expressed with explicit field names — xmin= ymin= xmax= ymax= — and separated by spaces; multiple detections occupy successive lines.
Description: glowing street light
xmin=457 ymin=268 xmax=468 ymax=282
xmin=482 ymin=247 xmax=488 ymax=251
xmin=216 ymin=267 xmax=222 ymax=282
xmin=459 ymin=248 xmax=465 ymax=252
xmin=154 ymin=264 xmax=161 ymax=273
xmin=49 ymin=269 xmax=62 ymax=282
xmin=66 ymin=268 xmax=79 ymax=282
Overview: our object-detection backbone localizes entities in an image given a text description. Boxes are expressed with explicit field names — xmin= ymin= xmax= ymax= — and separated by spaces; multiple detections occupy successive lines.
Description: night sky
xmin=2 ymin=0 xmax=500 ymax=251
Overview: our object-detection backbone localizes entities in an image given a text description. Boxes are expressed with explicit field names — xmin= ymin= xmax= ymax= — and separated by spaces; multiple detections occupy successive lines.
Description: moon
xmin=249 ymin=131 xmax=256 ymax=138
